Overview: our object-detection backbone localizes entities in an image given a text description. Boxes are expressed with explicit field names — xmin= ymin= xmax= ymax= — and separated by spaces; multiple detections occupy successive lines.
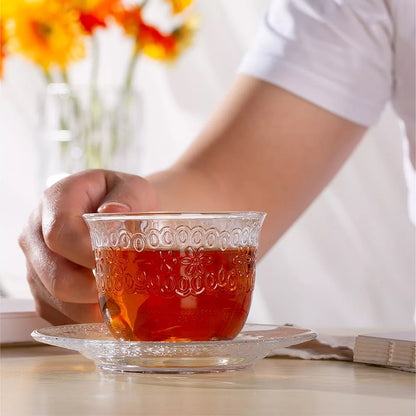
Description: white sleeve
xmin=238 ymin=0 xmax=394 ymax=127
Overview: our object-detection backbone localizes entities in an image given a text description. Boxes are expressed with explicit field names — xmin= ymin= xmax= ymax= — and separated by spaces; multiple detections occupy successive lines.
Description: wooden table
xmin=1 ymin=344 xmax=414 ymax=416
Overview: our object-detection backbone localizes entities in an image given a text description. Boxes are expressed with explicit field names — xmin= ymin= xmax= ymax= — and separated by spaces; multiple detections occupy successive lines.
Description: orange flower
xmin=6 ymin=0 xmax=85 ymax=71
xmin=163 ymin=0 xmax=193 ymax=14
xmin=113 ymin=4 xmax=143 ymax=38
xmin=1 ymin=0 xmax=24 ymax=18
xmin=140 ymin=23 xmax=177 ymax=60
xmin=116 ymin=3 xmax=197 ymax=62
xmin=115 ymin=5 xmax=176 ymax=59
xmin=140 ymin=15 xmax=198 ymax=62
xmin=0 ymin=20 xmax=7 ymax=77
xmin=71 ymin=0 xmax=120 ymax=34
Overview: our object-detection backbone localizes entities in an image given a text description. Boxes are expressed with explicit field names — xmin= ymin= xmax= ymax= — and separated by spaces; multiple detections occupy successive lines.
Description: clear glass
xmin=38 ymin=83 xmax=142 ymax=188
xmin=83 ymin=212 xmax=266 ymax=343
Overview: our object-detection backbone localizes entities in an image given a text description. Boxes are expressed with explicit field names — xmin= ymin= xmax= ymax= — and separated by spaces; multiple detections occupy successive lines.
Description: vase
xmin=37 ymin=83 xmax=142 ymax=189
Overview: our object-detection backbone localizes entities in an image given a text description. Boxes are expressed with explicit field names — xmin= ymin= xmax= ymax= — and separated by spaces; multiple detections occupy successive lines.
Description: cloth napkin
xmin=270 ymin=330 xmax=355 ymax=361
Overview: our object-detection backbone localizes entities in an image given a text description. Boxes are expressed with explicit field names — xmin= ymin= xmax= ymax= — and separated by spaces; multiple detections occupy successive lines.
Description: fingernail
xmin=97 ymin=202 xmax=131 ymax=213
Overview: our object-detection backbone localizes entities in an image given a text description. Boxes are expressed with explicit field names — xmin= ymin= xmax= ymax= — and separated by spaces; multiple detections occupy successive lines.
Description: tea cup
xmin=83 ymin=212 xmax=266 ymax=342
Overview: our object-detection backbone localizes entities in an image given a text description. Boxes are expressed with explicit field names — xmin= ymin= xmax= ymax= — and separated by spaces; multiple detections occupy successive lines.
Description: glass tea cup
xmin=83 ymin=212 xmax=266 ymax=342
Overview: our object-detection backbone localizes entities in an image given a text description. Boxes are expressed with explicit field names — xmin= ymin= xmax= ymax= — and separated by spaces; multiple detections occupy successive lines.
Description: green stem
xmin=43 ymin=69 xmax=53 ymax=84
xmin=90 ymin=35 xmax=99 ymax=90
xmin=107 ymin=48 xmax=140 ymax=165
xmin=123 ymin=49 xmax=140 ymax=93
xmin=58 ymin=69 xmax=82 ymax=170
xmin=88 ymin=35 xmax=103 ymax=168
xmin=61 ymin=70 xmax=69 ymax=84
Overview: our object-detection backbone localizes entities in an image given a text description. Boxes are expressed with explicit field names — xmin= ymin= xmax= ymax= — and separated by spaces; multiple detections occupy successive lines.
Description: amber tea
xmin=94 ymin=247 xmax=256 ymax=341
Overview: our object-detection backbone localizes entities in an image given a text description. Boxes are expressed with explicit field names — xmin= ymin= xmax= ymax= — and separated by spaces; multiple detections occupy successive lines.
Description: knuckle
xmin=43 ymin=214 xmax=66 ymax=251
xmin=41 ymin=183 xmax=57 ymax=203
xmin=25 ymin=265 xmax=62 ymax=302
xmin=26 ymin=269 xmax=36 ymax=287
xmin=17 ymin=232 xmax=27 ymax=251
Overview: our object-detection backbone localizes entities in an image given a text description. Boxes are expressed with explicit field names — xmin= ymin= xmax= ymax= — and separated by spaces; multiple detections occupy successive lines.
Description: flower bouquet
xmin=1 ymin=0 xmax=198 ymax=186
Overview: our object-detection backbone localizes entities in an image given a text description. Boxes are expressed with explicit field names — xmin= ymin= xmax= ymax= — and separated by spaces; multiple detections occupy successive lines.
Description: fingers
xmin=40 ymin=170 xmax=107 ymax=269
xmin=41 ymin=170 xmax=159 ymax=268
xmin=26 ymin=261 xmax=102 ymax=324
xmin=20 ymin=205 xmax=98 ymax=304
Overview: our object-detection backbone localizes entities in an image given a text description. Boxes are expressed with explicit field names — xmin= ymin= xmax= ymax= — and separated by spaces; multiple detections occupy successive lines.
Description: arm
xmin=19 ymin=74 xmax=366 ymax=323
xmin=148 ymin=74 xmax=365 ymax=255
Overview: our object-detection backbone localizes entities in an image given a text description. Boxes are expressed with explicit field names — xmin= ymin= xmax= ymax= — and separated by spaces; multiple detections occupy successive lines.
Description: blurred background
xmin=1 ymin=0 xmax=414 ymax=329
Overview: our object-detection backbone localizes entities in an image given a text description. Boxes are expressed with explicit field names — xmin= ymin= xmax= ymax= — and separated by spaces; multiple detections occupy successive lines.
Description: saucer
xmin=31 ymin=323 xmax=316 ymax=373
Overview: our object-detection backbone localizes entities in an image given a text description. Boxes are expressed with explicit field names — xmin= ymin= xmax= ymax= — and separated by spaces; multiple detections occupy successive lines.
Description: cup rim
xmin=83 ymin=211 xmax=266 ymax=222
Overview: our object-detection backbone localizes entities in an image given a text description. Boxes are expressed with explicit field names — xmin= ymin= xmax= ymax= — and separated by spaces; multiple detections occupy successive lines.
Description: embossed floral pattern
xmin=88 ymin=215 xmax=265 ymax=298
xmin=181 ymin=246 xmax=212 ymax=277
xmin=158 ymin=250 xmax=178 ymax=273
xmin=93 ymin=247 xmax=257 ymax=298
xmin=233 ymin=246 xmax=255 ymax=277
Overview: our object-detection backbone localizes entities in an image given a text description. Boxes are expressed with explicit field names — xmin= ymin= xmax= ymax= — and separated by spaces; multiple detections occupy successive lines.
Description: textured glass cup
xmin=83 ymin=212 xmax=266 ymax=342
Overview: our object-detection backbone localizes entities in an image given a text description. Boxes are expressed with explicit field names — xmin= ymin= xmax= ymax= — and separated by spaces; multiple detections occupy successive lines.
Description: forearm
xmin=148 ymin=75 xmax=366 ymax=256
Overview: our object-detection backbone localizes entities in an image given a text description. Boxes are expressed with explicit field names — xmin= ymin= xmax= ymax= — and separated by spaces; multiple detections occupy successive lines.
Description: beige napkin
xmin=270 ymin=332 xmax=355 ymax=361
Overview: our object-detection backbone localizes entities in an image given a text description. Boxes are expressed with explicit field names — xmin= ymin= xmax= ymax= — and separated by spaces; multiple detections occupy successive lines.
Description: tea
xmin=94 ymin=247 xmax=257 ymax=341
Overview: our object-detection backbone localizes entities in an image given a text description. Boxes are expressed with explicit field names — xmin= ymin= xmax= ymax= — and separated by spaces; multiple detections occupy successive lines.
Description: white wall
xmin=1 ymin=0 xmax=414 ymax=328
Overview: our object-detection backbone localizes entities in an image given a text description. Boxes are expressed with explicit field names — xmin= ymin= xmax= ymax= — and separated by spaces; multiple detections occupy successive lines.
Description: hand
xmin=19 ymin=169 xmax=159 ymax=324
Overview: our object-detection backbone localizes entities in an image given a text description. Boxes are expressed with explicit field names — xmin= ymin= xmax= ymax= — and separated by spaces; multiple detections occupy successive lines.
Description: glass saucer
xmin=31 ymin=323 xmax=316 ymax=374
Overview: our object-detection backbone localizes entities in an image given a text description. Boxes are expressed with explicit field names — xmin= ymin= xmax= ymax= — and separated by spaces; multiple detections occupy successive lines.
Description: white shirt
xmin=239 ymin=0 xmax=415 ymax=223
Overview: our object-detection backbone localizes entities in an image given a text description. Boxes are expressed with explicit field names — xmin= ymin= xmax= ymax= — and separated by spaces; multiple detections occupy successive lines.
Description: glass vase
xmin=37 ymin=83 xmax=142 ymax=189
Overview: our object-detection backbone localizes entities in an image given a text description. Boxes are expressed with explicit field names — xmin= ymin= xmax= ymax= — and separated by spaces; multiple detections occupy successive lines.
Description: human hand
xmin=19 ymin=169 xmax=159 ymax=324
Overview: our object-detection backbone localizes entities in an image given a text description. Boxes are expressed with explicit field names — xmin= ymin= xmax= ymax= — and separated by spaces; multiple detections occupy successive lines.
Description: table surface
xmin=1 ymin=343 xmax=415 ymax=416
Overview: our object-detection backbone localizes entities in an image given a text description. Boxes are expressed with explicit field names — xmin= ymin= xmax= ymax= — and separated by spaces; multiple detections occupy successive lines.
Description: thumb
xmin=97 ymin=174 xmax=159 ymax=214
